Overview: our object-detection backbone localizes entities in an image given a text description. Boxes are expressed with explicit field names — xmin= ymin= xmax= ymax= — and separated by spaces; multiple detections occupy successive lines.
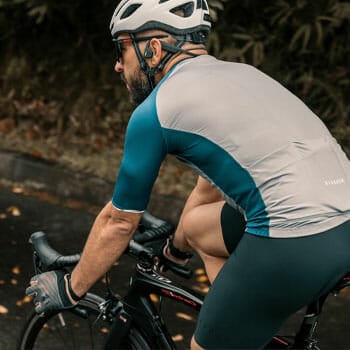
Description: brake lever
xmin=156 ymin=256 xmax=193 ymax=279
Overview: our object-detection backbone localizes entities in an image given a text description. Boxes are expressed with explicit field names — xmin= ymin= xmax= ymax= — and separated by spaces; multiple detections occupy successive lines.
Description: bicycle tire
xmin=17 ymin=293 xmax=153 ymax=350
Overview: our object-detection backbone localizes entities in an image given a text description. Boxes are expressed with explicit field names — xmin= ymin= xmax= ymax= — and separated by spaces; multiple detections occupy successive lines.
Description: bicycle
xmin=18 ymin=211 xmax=350 ymax=350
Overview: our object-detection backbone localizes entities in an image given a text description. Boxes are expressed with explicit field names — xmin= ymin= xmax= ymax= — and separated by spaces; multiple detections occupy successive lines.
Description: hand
xmin=25 ymin=270 xmax=81 ymax=315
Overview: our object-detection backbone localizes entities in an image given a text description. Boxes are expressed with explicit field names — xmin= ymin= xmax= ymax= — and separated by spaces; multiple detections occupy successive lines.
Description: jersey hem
xmin=248 ymin=215 xmax=350 ymax=238
xmin=111 ymin=202 xmax=145 ymax=214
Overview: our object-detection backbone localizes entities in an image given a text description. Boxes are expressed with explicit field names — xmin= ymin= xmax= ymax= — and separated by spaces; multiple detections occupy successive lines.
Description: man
xmin=26 ymin=1 xmax=350 ymax=349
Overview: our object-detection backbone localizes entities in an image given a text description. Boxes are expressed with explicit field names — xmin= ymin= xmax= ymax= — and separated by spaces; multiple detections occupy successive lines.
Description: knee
xmin=182 ymin=207 xmax=201 ymax=246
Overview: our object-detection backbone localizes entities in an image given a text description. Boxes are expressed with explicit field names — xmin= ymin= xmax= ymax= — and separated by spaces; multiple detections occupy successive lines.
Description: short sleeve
xmin=112 ymin=99 xmax=167 ymax=212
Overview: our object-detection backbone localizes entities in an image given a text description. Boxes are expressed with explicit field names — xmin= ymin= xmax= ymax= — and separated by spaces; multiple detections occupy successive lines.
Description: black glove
xmin=159 ymin=238 xmax=193 ymax=270
xmin=25 ymin=270 xmax=82 ymax=314
xmin=165 ymin=238 xmax=193 ymax=261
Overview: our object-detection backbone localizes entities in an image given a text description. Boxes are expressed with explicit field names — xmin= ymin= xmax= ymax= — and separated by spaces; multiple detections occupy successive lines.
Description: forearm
xmin=71 ymin=201 xmax=141 ymax=297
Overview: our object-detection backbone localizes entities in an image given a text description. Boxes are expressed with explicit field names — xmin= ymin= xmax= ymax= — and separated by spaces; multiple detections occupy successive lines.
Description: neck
xmin=162 ymin=44 xmax=208 ymax=75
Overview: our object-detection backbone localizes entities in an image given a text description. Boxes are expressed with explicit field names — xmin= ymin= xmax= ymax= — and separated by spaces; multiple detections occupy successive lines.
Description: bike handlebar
xmin=30 ymin=231 xmax=81 ymax=268
xmin=29 ymin=214 xmax=193 ymax=279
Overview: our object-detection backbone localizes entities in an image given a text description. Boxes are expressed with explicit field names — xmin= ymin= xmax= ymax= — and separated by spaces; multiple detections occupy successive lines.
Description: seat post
xmin=293 ymin=295 xmax=327 ymax=349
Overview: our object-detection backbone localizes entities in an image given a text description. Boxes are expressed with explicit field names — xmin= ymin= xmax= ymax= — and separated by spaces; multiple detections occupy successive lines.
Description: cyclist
xmin=26 ymin=1 xmax=350 ymax=349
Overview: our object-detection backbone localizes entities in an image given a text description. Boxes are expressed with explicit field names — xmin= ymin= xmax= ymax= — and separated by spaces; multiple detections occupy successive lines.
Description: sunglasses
xmin=112 ymin=35 xmax=168 ymax=62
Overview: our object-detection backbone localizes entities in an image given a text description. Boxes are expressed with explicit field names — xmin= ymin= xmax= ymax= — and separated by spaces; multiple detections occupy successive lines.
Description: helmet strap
xmin=129 ymin=33 xmax=199 ymax=90
xmin=157 ymin=39 xmax=187 ymax=71
xmin=130 ymin=33 xmax=157 ymax=89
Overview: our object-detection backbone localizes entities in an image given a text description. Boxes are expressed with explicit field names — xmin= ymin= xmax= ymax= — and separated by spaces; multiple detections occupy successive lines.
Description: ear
xmin=147 ymin=38 xmax=164 ymax=67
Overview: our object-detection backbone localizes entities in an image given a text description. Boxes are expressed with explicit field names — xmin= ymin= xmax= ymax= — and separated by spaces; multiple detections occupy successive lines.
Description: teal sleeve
xmin=112 ymin=101 xmax=167 ymax=211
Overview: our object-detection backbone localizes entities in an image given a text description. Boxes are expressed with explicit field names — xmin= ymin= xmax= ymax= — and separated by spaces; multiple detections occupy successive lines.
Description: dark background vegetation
xmin=0 ymin=0 xmax=349 ymax=195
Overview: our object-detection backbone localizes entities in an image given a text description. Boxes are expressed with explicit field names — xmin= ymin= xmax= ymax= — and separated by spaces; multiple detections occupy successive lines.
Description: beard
xmin=122 ymin=71 xmax=153 ymax=106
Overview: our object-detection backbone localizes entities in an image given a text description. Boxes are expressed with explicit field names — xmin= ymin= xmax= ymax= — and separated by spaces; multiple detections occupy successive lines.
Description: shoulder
xmin=154 ymin=56 xmax=222 ymax=125
xmin=127 ymin=88 xmax=161 ymax=134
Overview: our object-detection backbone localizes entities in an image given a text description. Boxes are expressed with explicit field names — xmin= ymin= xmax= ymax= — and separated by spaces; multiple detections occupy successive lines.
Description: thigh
xmin=185 ymin=202 xmax=246 ymax=257
xmin=184 ymin=201 xmax=228 ymax=257
xmin=194 ymin=234 xmax=287 ymax=349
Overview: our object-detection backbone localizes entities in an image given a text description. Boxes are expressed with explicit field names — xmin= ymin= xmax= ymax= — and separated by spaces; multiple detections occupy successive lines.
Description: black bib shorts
xmin=194 ymin=203 xmax=350 ymax=349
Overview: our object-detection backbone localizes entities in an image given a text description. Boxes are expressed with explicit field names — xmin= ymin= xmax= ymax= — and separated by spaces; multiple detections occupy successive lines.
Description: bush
xmin=0 ymin=0 xmax=349 ymax=155
xmin=209 ymin=0 xmax=349 ymax=150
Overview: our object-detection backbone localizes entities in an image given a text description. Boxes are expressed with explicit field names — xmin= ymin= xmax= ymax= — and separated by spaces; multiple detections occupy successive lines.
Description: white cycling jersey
xmin=112 ymin=55 xmax=350 ymax=238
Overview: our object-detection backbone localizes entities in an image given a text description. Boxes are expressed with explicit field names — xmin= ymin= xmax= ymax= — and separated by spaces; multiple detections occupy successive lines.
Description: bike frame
xmin=104 ymin=264 xmax=203 ymax=349
xmin=25 ymin=230 xmax=350 ymax=350
xmin=103 ymin=264 xmax=350 ymax=350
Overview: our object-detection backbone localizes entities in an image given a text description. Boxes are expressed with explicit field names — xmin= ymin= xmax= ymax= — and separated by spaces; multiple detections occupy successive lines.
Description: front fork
xmin=101 ymin=293 xmax=175 ymax=350
xmin=104 ymin=308 xmax=133 ymax=349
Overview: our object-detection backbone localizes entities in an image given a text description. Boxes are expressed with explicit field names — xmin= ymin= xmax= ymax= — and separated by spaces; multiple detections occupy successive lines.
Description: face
xmin=114 ymin=35 xmax=154 ymax=105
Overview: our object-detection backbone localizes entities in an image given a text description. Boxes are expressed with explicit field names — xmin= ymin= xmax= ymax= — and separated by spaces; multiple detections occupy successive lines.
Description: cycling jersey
xmin=112 ymin=55 xmax=350 ymax=238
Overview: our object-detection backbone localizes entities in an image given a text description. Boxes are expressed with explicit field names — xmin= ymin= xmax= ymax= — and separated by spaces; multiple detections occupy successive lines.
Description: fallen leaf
xmin=29 ymin=149 xmax=44 ymax=158
xmin=64 ymin=199 xmax=85 ymax=210
xmin=0 ymin=117 xmax=15 ymax=134
xmin=193 ymin=285 xmax=209 ymax=294
xmin=0 ymin=305 xmax=8 ymax=315
xmin=10 ymin=279 xmax=18 ymax=285
xmin=172 ymin=334 xmax=184 ymax=342
xmin=35 ymin=191 xmax=59 ymax=204
xmin=176 ymin=312 xmax=193 ymax=321
xmin=150 ymin=294 xmax=159 ymax=303
xmin=196 ymin=275 xmax=209 ymax=283
xmin=23 ymin=296 xmax=31 ymax=303
xmin=12 ymin=187 xmax=24 ymax=194
xmin=12 ymin=266 xmax=21 ymax=275
xmin=100 ymin=327 xmax=109 ymax=334
xmin=7 ymin=206 xmax=21 ymax=217
xmin=17 ymin=296 xmax=34 ymax=307
xmin=0 ymin=213 xmax=7 ymax=219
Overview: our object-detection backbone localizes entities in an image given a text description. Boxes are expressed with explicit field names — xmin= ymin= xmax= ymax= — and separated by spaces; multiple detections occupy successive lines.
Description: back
xmin=156 ymin=55 xmax=350 ymax=237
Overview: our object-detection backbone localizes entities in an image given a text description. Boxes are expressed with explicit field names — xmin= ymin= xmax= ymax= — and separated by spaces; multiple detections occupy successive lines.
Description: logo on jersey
xmin=324 ymin=178 xmax=345 ymax=186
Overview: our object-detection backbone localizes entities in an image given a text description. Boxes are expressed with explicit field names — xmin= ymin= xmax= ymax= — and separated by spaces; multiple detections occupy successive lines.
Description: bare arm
xmin=173 ymin=176 xmax=223 ymax=252
xmin=70 ymin=201 xmax=142 ymax=297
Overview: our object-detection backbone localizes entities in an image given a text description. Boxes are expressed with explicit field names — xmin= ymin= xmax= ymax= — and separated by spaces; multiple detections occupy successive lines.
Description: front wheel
xmin=17 ymin=293 xmax=152 ymax=350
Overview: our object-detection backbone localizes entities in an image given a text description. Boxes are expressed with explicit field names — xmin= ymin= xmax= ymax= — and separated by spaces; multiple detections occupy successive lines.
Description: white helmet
xmin=110 ymin=0 xmax=211 ymax=40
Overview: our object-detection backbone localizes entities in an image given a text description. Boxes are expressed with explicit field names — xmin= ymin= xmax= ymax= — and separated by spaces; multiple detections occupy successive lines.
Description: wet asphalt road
xmin=0 ymin=184 xmax=198 ymax=349
xmin=0 ymin=185 xmax=94 ymax=349
xmin=1 ymin=184 xmax=350 ymax=349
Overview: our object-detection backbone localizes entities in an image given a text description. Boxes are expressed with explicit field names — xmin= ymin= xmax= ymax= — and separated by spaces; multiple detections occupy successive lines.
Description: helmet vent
xmin=170 ymin=2 xmax=194 ymax=18
xmin=197 ymin=0 xmax=208 ymax=10
xmin=121 ymin=4 xmax=142 ymax=19
xmin=110 ymin=0 xmax=211 ymax=38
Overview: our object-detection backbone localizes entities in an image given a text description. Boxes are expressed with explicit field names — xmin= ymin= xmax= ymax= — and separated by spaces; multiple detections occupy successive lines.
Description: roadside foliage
xmin=0 ymin=0 xmax=349 ymax=158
